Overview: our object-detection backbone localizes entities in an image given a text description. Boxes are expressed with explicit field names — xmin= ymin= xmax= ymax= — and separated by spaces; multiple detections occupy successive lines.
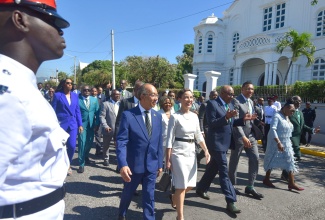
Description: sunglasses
xmin=65 ymin=82 xmax=72 ymax=85
xmin=83 ymin=89 xmax=90 ymax=92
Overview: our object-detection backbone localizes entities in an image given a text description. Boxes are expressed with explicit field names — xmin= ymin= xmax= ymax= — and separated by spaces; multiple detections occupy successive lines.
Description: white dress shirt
xmin=0 ymin=54 xmax=69 ymax=206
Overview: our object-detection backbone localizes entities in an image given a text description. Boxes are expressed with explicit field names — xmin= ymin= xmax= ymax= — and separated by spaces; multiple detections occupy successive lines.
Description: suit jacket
xmin=100 ymin=101 xmax=118 ymax=135
xmin=232 ymin=94 xmax=263 ymax=142
xmin=97 ymin=94 xmax=106 ymax=106
xmin=115 ymin=96 xmax=137 ymax=137
xmin=78 ymin=95 xmax=100 ymax=128
xmin=289 ymin=110 xmax=313 ymax=146
xmin=254 ymin=104 xmax=264 ymax=122
xmin=206 ymin=97 xmax=245 ymax=153
xmin=116 ymin=106 xmax=163 ymax=174
xmin=119 ymin=89 xmax=132 ymax=100
xmin=52 ymin=91 xmax=82 ymax=131
xmin=198 ymin=102 xmax=208 ymax=135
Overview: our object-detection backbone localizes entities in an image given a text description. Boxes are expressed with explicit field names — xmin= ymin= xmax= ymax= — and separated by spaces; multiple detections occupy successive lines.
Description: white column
xmin=272 ymin=62 xmax=278 ymax=85
xmin=183 ymin=73 xmax=197 ymax=91
xmin=237 ymin=67 xmax=242 ymax=85
xmin=204 ymin=71 xmax=221 ymax=99
xmin=264 ymin=63 xmax=269 ymax=85
xmin=267 ymin=62 xmax=273 ymax=85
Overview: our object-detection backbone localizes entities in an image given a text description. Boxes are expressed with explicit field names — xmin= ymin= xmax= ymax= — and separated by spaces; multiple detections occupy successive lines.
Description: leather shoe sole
xmin=196 ymin=190 xmax=210 ymax=200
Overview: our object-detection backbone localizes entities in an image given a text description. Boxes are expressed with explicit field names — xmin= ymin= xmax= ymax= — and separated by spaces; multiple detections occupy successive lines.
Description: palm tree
xmin=276 ymin=29 xmax=316 ymax=85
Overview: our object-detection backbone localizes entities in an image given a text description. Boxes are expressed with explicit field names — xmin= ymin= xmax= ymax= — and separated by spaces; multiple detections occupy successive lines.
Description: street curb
xmin=301 ymin=147 xmax=325 ymax=158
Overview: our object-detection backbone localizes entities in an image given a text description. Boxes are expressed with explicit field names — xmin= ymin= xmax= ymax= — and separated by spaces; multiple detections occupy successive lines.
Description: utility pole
xmin=56 ymin=68 xmax=58 ymax=85
xmin=111 ymin=29 xmax=116 ymax=90
xmin=74 ymin=56 xmax=77 ymax=84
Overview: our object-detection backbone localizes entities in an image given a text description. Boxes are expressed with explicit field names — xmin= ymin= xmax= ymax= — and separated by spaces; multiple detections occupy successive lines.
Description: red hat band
xmin=0 ymin=0 xmax=56 ymax=9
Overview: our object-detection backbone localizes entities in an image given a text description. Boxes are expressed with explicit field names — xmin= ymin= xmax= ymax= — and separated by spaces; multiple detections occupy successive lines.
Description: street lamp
xmin=64 ymin=53 xmax=77 ymax=84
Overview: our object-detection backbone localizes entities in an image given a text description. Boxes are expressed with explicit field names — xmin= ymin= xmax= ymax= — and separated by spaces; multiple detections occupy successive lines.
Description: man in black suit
xmin=302 ymin=101 xmax=316 ymax=147
xmin=197 ymin=90 xmax=218 ymax=164
xmin=254 ymin=97 xmax=265 ymax=149
xmin=115 ymin=80 xmax=144 ymax=137
xmin=196 ymin=85 xmax=247 ymax=214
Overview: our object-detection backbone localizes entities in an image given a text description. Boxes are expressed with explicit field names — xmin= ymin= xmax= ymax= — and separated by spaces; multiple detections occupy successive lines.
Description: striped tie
xmin=144 ymin=110 xmax=152 ymax=137
xmin=85 ymin=98 xmax=90 ymax=109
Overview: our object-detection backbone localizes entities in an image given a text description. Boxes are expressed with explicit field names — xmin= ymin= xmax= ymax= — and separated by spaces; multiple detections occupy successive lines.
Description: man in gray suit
xmin=229 ymin=81 xmax=264 ymax=199
xmin=119 ymin=79 xmax=133 ymax=100
xmin=100 ymin=89 xmax=120 ymax=166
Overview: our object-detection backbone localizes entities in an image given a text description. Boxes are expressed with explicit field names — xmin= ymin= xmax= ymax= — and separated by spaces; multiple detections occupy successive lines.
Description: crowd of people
xmin=0 ymin=1 xmax=321 ymax=219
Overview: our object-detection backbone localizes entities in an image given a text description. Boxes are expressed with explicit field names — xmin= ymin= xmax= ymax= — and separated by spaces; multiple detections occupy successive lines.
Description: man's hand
xmin=157 ymin=168 xmax=163 ymax=177
xmin=78 ymin=126 xmax=83 ymax=134
xmin=105 ymin=127 xmax=112 ymax=133
xmin=120 ymin=166 xmax=132 ymax=182
xmin=94 ymin=125 xmax=99 ymax=132
xmin=242 ymin=136 xmax=252 ymax=148
xmin=314 ymin=126 xmax=321 ymax=134
xmin=225 ymin=108 xmax=238 ymax=119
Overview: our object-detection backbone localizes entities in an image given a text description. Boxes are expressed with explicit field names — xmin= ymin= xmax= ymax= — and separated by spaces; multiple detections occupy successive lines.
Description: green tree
xmin=82 ymin=69 xmax=111 ymax=87
xmin=121 ymin=55 xmax=176 ymax=88
xmin=175 ymin=44 xmax=195 ymax=88
xmin=57 ymin=71 xmax=68 ymax=81
xmin=276 ymin=29 xmax=316 ymax=85
xmin=311 ymin=0 xmax=318 ymax=5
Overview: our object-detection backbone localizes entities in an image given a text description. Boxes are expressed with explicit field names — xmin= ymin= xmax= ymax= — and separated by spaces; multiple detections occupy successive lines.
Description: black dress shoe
xmin=103 ymin=160 xmax=109 ymax=166
xmin=118 ymin=216 xmax=126 ymax=220
xmin=226 ymin=202 xmax=241 ymax=214
xmin=244 ymin=187 xmax=264 ymax=199
xmin=134 ymin=190 xmax=140 ymax=196
xmin=196 ymin=190 xmax=210 ymax=200
xmin=77 ymin=166 xmax=84 ymax=173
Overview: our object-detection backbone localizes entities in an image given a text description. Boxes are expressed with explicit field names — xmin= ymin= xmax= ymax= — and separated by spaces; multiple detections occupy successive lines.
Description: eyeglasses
xmin=223 ymin=92 xmax=234 ymax=97
xmin=83 ymin=89 xmax=90 ymax=92
xmin=65 ymin=82 xmax=72 ymax=85
xmin=49 ymin=91 xmax=54 ymax=93
xmin=144 ymin=93 xmax=158 ymax=98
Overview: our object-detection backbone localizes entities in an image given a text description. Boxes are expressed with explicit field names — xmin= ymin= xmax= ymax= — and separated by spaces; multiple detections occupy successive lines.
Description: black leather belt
xmin=265 ymin=116 xmax=272 ymax=118
xmin=0 ymin=184 xmax=66 ymax=219
xmin=175 ymin=137 xmax=195 ymax=143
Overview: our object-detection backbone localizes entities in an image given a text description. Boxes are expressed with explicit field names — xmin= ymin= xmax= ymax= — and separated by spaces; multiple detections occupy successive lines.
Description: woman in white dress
xmin=263 ymin=99 xmax=304 ymax=191
xmin=158 ymin=96 xmax=174 ymax=160
xmin=166 ymin=89 xmax=210 ymax=220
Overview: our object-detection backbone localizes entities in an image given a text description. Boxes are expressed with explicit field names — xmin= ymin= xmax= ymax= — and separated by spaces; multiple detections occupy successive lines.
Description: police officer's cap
xmin=0 ymin=0 xmax=69 ymax=29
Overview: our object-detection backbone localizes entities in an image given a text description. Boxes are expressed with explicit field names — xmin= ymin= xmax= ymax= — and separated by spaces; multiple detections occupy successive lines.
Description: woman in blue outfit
xmin=263 ymin=99 xmax=304 ymax=191
xmin=52 ymin=78 xmax=83 ymax=175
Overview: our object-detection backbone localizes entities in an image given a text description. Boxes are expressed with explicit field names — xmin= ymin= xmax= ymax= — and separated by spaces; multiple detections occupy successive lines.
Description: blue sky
xmin=37 ymin=0 xmax=233 ymax=78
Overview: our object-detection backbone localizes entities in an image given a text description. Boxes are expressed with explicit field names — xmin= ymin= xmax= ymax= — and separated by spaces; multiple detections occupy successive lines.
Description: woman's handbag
xmin=157 ymin=169 xmax=171 ymax=192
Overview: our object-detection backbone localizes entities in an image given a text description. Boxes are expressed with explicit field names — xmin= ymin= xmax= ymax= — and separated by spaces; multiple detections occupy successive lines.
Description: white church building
xmin=192 ymin=0 xmax=325 ymax=92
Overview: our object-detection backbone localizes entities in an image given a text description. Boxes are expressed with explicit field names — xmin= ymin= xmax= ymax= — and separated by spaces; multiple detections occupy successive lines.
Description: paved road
xmin=64 ymin=145 xmax=325 ymax=220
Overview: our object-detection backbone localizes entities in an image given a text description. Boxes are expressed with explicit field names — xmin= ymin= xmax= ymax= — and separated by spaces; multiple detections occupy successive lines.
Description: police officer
xmin=0 ymin=0 xmax=70 ymax=219
xmin=302 ymin=101 xmax=316 ymax=147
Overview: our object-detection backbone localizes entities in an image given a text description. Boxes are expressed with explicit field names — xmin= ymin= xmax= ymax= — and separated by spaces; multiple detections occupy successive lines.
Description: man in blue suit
xmin=77 ymin=85 xmax=100 ymax=173
xmin=116 ymin=83 xmax=163 ymax=220
xmin=196 ymin=85 xmax=247 ymax=214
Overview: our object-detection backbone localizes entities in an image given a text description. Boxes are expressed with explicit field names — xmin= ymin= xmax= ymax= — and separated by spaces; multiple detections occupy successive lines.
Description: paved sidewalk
xmin=64 ymin=145 xmax=325 ymax=220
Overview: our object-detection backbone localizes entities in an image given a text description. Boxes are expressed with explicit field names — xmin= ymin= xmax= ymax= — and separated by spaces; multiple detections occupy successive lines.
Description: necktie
xmin=144 ymin=110 xmax=152 ymax=137
xmin=122 ymin=90 xmax=125 ymax=97
xmin=225 ymin=103 xmax=231 ymax=122
xmin=85 ymin=98 xmax=90 ymax=109
xmin=247 ymin=99 xmax=252 ymax=114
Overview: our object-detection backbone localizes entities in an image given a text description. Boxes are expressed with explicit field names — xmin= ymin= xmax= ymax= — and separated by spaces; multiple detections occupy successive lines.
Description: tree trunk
xmin=283 ymin=60 xmax=293 ymax=85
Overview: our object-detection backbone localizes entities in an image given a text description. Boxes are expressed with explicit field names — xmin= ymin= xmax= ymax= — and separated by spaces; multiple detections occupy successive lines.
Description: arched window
xmin=229 ymin=68 xmax=234 ymax=85
xmin=232 ymin=33 xmax=239 ymax=52
xmin=316 ymin=10 xmax=325 ymax=37
xmin=206 ymin=34 xmax=213 ymax=53
xmin=198 ymin=36 xmax=203 ymax=54
xmin=312 ymin=58 xmax=325 ymax=80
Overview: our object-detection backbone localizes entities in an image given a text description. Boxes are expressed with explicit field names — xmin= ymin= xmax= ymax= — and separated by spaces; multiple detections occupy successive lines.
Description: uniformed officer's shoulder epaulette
xmin=0 ymin=68 xmax=11 ymax=94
